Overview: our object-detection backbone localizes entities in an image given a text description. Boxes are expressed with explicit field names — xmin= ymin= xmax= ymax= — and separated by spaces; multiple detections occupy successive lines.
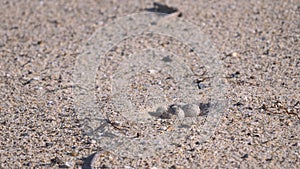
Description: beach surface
xmin=0 ymin=0 xmax=299 ymax=168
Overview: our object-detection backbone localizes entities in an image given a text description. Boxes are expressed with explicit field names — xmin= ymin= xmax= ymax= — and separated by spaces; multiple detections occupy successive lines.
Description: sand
xmin=0 ymin=0 xmax=299 ymax=168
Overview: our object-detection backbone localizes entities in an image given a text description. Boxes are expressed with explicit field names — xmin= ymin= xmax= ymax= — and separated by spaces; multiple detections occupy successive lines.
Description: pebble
xmin=70 ymin=150 xmax=78 ymax=157
xmin=198 ymin=83 xmax=206 ymax=89
xmin=147 ymin=69 xmax=158 ymax=74
xmin=65 ymin=161 xmax=74 ymax=168
xmin=231 ymin=52 xmax=238 ymax=57
xmin=181 ymin=104 xmax=201 ymax=117
xmin=91 ymin=139 xmax=97 ymax=144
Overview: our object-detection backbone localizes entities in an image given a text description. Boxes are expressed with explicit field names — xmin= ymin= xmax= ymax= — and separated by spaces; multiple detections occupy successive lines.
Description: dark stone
xmin=162 ymin=56 xmax=173 ymax=62
xmin=145 ymin=2 xmax=178 ymax=14
xmin=241 ymin=154 xmax=249 ymax=159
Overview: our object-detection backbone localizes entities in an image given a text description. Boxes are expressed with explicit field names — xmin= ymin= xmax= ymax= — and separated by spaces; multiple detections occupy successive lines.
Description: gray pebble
xmin=181 ymin=104 xmax=201 ymax=117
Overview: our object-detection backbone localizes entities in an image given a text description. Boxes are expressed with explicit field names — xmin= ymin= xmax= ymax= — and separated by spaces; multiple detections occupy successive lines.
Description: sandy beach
xmin=0 ymin=0 xmax=299 ymax=168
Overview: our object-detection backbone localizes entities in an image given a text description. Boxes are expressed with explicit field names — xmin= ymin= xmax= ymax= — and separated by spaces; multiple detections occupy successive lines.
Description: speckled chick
xmin=181 ymin=104 xmax=201 ymax=117
xmin=169 ymin=104 xmax=185 ymax=119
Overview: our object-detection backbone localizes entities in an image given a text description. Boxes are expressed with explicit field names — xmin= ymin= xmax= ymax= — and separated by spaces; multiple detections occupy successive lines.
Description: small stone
xmin=241 ymin=154 xmax=249 ymax=159
xmin=181 ymin=104 xmax=201 ymax=117
xmin=91 ymin=139 xmax=97 ymax=144
xmin=65 ymin=161 xmax=73 ymax=168
xmin=70 ymin=150 xmax=78 ymax=157
xmin=232 ymin=52 xmax=238 ymax=57
xmin=147 ymin=69 xmax=158 ymax=74
xmin=51 ymin=157 xmax=64 ymax=165
xmin=170 ymin=165 xmax=185 ymax=169
xmin=198 ymin=83 xmax=206 ymax=89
